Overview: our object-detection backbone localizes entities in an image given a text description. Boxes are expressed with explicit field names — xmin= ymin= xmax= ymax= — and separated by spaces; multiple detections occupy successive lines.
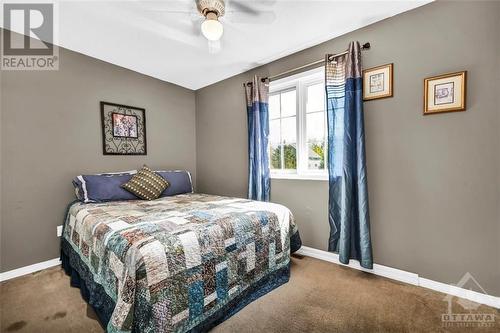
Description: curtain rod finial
xmin=362 ymin=42 xmax=370 ymax=50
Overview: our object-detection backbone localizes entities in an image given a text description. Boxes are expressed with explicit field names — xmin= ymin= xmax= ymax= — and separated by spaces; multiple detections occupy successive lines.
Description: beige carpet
xmin=1 ymin=256 xmax=498 ymax=332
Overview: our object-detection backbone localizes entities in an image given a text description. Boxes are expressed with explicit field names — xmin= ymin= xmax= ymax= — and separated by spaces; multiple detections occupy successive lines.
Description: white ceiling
xmin=4 ymin=0 xmax=432 ymax=90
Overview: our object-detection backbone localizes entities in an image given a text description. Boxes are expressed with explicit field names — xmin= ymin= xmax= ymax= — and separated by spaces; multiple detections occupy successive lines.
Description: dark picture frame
xmin=100 ymin=101 xmax=147 ymax=155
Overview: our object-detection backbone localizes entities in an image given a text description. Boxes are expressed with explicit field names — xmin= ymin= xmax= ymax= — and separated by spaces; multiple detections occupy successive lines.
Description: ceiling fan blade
xmin=191 ymin=16 xmax=204 ymax=36
xmin=224 ymin=10 xmax=276 ymax=24
xmin=255 ymin=0 xmax=277 ymax=7
xmin=143 ymin=9 xmax=192 ymax=14
xmin=229 ymin=0 xmax=277 ymax=13
xmin=228 ymin=0 xmax=260 ymax=15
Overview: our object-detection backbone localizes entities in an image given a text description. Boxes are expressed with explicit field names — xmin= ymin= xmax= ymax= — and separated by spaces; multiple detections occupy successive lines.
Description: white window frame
xmin=269 ymin=66 xmax=328 ymax=181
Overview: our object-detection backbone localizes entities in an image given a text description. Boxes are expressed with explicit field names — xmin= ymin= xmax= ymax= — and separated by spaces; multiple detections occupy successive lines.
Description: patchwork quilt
xmin=62 ymin=193 xmax=298 ymax=332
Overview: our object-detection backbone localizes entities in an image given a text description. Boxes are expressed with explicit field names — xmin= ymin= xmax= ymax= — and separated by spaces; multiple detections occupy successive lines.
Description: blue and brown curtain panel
xmin=244 ymin=76 xmax=270 ymax=201
xmin=325 ymin=42 xmax=373 ymax=269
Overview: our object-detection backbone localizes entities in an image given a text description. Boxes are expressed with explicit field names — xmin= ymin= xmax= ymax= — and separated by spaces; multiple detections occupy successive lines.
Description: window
xmin=269 ymin=67 xmax=327 ymax=180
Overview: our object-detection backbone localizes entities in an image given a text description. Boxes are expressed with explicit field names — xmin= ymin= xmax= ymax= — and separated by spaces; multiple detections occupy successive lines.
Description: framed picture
xmin=100 ymin=101 xmax=147 ymax=155
xmin=363 ymin=63 xmax=393 ymax=101
xmin=424 ymin=71 xmax=466 ymax=115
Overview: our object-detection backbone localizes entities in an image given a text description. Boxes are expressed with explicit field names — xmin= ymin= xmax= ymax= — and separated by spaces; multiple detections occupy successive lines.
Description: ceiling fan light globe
xmin=201 ymin=18 xmax=223 ymax=41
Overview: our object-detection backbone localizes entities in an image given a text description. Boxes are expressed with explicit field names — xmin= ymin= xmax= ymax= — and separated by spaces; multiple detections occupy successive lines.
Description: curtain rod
xmin=244 ymin=42 xmax=370 ymax=85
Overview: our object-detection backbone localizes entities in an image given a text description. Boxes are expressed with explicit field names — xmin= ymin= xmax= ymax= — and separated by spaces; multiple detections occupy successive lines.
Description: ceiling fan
xmin=144 ymin=0 xmax=276 ymax=44
xmin=197 ymin=0 xmax=226 ymax=41
xmin=197 ymin=0 xmax=277 ymax=41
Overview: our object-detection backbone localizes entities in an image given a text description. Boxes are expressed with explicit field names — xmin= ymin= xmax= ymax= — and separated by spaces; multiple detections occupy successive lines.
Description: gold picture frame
xmin=363 ymin=63 xmax=393 ymax=101
xmin=424 ymin=71 xmax=466 ymax=115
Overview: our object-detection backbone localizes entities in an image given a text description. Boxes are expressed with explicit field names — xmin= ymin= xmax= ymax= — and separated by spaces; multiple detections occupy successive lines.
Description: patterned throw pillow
xmin=121 ymin=165 xmax=169 ymax=200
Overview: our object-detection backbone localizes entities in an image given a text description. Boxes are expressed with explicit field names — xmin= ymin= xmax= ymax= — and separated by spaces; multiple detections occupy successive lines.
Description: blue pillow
xmin=156 ymin=170 xmax=193 ymax=197
xmin=72 ymin=170 xmax=193 ymax=202
xmin=73 ymin=171 xmax=137 ymax=203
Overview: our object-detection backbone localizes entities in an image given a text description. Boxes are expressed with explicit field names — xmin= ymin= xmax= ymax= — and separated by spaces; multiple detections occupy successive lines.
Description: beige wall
xmin=0 ymin=39 xmax=196 ymax=271
xmin=196 ymin=1 xmax=500 ymax=296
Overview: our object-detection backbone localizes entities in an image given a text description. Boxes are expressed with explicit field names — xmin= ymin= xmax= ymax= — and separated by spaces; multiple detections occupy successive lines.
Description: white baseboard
xmin=296 ymin=246 xmax=419 ymax=285
xmin=295 ymin=246 xmax=500 ymax=309
xmin=0 ymin=258 xmax=61 ymax=282
xmin=419 ymin=277 xmax=500 ymax=309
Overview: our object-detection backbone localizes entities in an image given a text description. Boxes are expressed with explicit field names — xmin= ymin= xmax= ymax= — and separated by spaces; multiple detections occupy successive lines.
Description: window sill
xmin=270 ymin=173 xmax=328 ymax=181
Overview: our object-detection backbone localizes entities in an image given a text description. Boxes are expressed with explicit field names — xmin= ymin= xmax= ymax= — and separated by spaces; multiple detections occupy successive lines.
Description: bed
xmin=61 ymin=192 xmax=301 ymax=332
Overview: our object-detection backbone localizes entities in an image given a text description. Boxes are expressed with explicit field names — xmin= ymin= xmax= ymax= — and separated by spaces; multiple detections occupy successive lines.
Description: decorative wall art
xmin=100 ymin=101 xmax=147 ymax=155
xmin=363 ymin=63 xmax=393 ymax=100
xmin=424 ymin=71 xmax=466 ymax=115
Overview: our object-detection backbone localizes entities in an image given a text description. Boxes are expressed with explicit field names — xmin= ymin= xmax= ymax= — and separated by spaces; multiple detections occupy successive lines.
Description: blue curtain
xmin=325 ymin=42 xmax=373 ymax=269
xmin=244 ymin=76 xmax=270 ymax=201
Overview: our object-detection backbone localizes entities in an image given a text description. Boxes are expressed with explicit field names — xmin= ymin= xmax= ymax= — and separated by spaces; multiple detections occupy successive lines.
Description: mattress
xmin=61 ymin=193 xmax=300 ymax=332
